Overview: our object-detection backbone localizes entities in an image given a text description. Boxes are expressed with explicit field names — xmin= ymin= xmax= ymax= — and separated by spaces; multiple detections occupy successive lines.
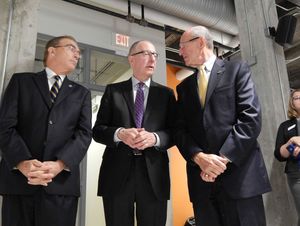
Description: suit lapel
xmin=54 ymin=77 xmax=74 ymax=106
xmin=190 ymin=72 xmax=203 ymax=109
xmin=143 ymin=81 xmax=157 ymax=126
xmin=33 ymin=70 xmax=52 ymax=109
xmin=121 ymin=78 xmax=135 ymax=122
xmin=205 ymin=59 xmax=225 ymax=105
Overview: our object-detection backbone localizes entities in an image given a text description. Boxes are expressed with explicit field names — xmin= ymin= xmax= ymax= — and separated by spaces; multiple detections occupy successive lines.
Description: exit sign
xmin=115 ymin=33 xmax=130 ymax=47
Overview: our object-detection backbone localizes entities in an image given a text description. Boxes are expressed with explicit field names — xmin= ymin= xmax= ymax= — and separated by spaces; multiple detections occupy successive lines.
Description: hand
xmin=293 ymin=145 xmax=300 ymax=158
xmin=17 ymin=159 xmax=53 ymax=186
xmin=117 ymin=128 xmax=141 ymax=149
xmin=132 ymin=129 xmax=156 ymax=150
xmin=42 ymin=160 xmax=66 ymax=178
xmin=289 ymin=136 xmax=300 ymax=147
xmin=200 ymin=171 xmax=215 ymax=182
xmin=193 ymin=152 xmax=227 ymax=180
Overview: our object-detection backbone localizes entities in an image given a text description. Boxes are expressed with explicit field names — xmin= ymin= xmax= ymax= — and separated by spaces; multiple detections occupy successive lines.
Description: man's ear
xmin=128 ymin=55 xmax=133 ymax=65
xmin=198 ymin=36 xmax=205 ymax=48
xmin=48 ymin=47 xmax=55 ymax=56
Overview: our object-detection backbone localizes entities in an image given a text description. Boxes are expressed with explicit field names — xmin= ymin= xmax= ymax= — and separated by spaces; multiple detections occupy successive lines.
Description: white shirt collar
xmin=203 ymin=55 xmax=217 ymax=72
xmin=45 ymin=67 xmax=66 ymax=81
xmin=132 ymin=76 xmax=151 ymax=89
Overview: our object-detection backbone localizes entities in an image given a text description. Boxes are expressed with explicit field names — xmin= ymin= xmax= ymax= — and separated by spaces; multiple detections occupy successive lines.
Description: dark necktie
xmin=135 ymin=82 xmax=145 ymax=128
xmin=50 ymin=75 xmax=61 ymax=103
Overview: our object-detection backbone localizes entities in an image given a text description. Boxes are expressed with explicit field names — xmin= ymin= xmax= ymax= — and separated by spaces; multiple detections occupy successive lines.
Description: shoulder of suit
xmin=11 ymin=72 xmax=38 ymax=79
xmin=176 ymin=71 xmax=196 ymax=88
xmin=150 ymin=81 xmax=174 ymax=95
xmin=105 ymin=79 xmax=129 ymax=89
xmin=281 ymin=118 xmax=296 ymax=126
xmin=223 ymin=59 xmax=249 ymax=68
xmin=67 ymin=79 xmax=90 ymax=92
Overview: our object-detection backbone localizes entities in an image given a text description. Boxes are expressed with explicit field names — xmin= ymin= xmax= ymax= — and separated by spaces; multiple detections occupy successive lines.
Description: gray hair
xmin=190 ymin=26 xmax=214 ymax=50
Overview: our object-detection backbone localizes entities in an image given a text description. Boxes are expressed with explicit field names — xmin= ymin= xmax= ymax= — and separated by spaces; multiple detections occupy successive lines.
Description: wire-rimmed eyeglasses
xmin=130 ymin=50 xmax=159 ymax=59
xmin=179 ymin=37 xmax=200 ymax=48
xmin=54 ymin=44 xmax=81 ymax=57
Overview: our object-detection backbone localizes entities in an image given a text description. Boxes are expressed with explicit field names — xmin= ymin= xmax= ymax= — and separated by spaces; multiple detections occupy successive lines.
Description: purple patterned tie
xmin=135 ymin=82 xmax=144 ymax=128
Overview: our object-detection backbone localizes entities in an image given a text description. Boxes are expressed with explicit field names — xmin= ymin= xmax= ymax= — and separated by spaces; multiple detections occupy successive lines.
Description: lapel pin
xmin=68 ymin=84 xmax=73 ymax=88
xmin=217 ymin=70 xmax=224 ymax=75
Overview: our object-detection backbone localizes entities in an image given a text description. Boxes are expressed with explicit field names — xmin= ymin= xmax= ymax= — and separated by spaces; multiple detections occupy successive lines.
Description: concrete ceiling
xmin=276 ymin=0 xmax=300 ymax=88
xmin=63 ymin=0 xmax=300 ymax=87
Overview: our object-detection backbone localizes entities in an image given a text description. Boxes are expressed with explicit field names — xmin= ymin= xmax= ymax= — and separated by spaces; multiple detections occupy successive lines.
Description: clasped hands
xmin=193 ymin=152 xmax=229 ymax=183
xmin=117 ymin=128 xmax=156 ymax=150
xmin=17 ymin=159 xmax=66 ymax=186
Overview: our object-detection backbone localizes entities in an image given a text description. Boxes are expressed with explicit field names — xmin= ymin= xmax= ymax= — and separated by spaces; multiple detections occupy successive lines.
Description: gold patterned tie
xmin=198 ymin=65 xmax=208 ymax=106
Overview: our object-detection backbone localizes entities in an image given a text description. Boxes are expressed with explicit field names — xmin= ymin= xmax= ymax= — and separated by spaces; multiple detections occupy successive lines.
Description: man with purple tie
xmin=93 ymin=40 xmax=176 ymax=226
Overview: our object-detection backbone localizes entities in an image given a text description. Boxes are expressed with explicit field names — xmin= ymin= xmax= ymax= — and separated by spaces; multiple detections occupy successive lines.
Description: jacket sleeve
xmin=0 ymin=74 xmax=32 ymax=169
xmin=92 ymin=85 xmax=119 ymax=148
xmin=218 ymin=62 xmax=262 ymax=166
xmin=274 ymin=122 xmax=289 ymax=162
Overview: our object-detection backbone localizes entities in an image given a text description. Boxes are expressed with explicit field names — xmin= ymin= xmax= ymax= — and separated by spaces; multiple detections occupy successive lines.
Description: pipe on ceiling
xmin=127 ymin=0 xmax=238 ymax=36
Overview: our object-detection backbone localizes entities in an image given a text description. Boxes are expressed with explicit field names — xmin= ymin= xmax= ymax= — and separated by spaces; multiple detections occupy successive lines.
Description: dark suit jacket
xmin=274 ymin=118 xmax=300 ymax=173
xmin=0 ymin=70 xmax=92 ymax=196
xmin=175 ymin=58 xmax=271 ymax=202
xmin=92 ymin=78 xmax=176 ymax=201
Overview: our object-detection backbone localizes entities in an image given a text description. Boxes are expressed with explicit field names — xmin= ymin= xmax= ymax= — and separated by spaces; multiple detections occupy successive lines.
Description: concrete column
xmin=234 ymin=0 xmax=296 ymax=225
xmin=0 ymin=0 xmax=10 ymax=96
xmin=2 ymin=0 xmax=40 ymax=89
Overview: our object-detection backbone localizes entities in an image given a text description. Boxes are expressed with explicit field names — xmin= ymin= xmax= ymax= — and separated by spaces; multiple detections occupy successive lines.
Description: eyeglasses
xmin=131 ymin=50 xmax=159 ymax=59
xmin=293 ymin=96 xmax=300 ymax=101
xmin=54 ymin=44 xmax=81 ymax=57
xmin=179 ymin=37 xmax=200 ymax=48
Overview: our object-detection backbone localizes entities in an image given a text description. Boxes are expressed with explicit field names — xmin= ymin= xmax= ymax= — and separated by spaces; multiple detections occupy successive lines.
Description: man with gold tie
xmin=174 ymin=26 xmax=271 ymax=226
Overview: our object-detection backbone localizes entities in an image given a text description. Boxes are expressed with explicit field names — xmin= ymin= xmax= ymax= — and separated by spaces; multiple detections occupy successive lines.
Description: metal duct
xmin=127 ymin=0 xmax=238 ymax=36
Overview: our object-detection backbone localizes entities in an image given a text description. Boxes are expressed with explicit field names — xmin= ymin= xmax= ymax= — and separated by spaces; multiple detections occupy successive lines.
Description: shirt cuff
xmin=221 ymin=154 xmax=232 ymax=163
xmin=114 ymin=127 xmax=123 ymax=142
xmin=153 ymin=132 xmax=160 ymax=147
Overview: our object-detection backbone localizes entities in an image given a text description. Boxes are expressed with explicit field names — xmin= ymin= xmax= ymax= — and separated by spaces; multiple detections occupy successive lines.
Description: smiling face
xmin=45 ymin=37 xmax=81 ymax=75
xmin=128 ymin=41 xmax=157 ymax=82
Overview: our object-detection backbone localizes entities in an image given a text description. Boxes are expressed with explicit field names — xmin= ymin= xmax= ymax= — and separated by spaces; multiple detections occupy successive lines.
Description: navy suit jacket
xmin=175 ymin=58 xmax=271 ymax=201
xmin=92 ymin=78 xmax=176 ymax=201
xmin=0 ymin=70 xmax=92 ymax=196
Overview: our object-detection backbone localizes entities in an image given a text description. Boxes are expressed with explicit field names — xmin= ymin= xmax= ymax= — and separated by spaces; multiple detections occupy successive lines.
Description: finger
xmin=28 ymin=177 xmax=52 ymax=186
xmin=28 ymin=171 xmax=54 ymax=180
xmin=137 ymin=128 xmax=145 ymax=132
xmin=31 ymin=159 xmax=44 ymax=167
xmin=132 ymin=141 xmax=146 ymax=150
xmin=200 ymin=172 xmax=215 ymax=182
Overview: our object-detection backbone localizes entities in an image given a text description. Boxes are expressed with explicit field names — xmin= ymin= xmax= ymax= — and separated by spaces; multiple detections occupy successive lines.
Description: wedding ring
xmin=205 ymin=174 xmax=209 ymax=177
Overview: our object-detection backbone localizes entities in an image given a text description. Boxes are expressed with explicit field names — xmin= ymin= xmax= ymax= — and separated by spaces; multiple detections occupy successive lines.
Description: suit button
xmin=49 ymin=120 xmax=53 ymax=125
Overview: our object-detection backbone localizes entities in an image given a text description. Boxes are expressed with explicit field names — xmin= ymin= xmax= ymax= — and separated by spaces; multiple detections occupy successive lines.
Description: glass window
xmin=89 ymin=50 xmax=131 ymax=86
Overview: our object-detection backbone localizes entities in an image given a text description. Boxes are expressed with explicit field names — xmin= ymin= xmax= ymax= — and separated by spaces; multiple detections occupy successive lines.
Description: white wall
xmin=85 ymin=95 xmax=105 ymax=226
